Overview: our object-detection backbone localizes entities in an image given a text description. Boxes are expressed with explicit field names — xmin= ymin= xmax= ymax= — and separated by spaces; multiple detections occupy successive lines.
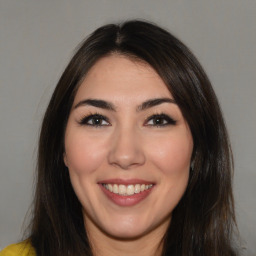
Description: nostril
xmin=108 ymin=147 xmax=146 ymax=169
xmin=107 ymin=131 xmax=145 ymax=169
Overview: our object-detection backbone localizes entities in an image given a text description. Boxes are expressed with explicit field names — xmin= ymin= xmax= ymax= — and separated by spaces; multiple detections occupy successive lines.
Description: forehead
xmin=74 ymin=55 xmax=173 ymax=104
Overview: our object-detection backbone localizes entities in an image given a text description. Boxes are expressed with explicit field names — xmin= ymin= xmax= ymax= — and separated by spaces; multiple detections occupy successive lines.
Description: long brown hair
xmin=27 ymin=20 xmax=238 ymax=256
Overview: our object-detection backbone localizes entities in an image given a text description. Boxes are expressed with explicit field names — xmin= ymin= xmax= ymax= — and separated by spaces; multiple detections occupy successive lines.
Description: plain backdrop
xmin=0 ymin=1 xmax=255 ymax=255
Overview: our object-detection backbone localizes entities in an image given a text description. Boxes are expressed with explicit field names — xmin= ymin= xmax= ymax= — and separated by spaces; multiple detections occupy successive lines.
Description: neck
xmin=85 ymin=218 xmax=169 ymax=256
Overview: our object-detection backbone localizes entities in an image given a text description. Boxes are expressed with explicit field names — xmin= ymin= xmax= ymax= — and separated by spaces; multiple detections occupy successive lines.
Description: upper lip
xmin=98 ymin=179 xmax=155 ymax=185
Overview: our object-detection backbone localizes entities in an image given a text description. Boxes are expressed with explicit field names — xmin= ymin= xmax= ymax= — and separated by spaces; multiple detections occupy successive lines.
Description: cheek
xmin=148 ymin=132 xmax=193 ymax=175
xmin=149 ymin=133 xmax=193 ymax=212
xmin=64 ymin=131 xmax=107 ymax=175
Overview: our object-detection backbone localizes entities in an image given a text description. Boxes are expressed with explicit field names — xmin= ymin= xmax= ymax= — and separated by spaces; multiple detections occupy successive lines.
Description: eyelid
xmin=144 ymin=113 xmax=177 ymax=127
xmin=78 ymin=113 xmax=111 ymax=126
xmin=77 ymin=112 xmax=176 ymax=127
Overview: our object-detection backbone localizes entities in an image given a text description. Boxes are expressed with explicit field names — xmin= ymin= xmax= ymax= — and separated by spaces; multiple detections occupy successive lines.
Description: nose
xmin=107 ymin=126 xmax=145 ymax=170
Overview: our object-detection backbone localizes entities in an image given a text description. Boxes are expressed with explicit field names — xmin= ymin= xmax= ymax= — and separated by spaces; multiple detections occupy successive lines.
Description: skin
xmin=64 ymin=55 xmax=193 ymax=256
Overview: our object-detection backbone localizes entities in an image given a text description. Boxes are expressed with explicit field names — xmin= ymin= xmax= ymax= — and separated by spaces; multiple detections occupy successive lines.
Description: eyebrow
xmin=74 ymin=97 xmax=176 ymax=112
xmin=137 ymin=98 xmax=176 ymax=111
xmin=74 ymin=99 xmax=116 ymax=111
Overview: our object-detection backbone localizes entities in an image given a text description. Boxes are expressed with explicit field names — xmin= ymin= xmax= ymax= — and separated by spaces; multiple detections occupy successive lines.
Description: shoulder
xmin=0 ymin=241 xmax=36 ymax=256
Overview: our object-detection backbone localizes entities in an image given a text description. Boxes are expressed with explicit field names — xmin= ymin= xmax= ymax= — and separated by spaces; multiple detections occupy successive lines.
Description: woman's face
xmin=64 ymin=55 xmax=193 ymax=240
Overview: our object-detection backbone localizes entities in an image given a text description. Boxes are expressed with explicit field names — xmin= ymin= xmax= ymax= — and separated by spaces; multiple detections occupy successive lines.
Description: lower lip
xmin=99 ymin=184 xmax=154 ymax=207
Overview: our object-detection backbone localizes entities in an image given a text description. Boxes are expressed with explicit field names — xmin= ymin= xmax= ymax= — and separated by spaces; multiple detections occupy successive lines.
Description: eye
xmin=79 ymin=114 xmax=110 ymax=127
xmin=145 ymin=114 xmax=177 ymax=127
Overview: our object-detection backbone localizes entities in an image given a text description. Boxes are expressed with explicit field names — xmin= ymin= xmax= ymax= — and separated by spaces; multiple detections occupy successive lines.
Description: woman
xmin=0 ymin=20 xmax=238 ymax=256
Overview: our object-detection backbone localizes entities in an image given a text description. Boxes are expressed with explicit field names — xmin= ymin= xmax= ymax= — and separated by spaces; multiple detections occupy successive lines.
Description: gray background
xmin=0 ymin=0 xmax=255 ymax=255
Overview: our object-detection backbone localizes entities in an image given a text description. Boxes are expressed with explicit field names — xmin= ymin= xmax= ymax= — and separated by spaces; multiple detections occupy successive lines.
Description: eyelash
xmin=78 ymin=113 xmax=110 ymax=127
xmin=144 ymin=113 xmax=177 ymax=127
xmin=78 ymin=113 xmax=177 ymax=127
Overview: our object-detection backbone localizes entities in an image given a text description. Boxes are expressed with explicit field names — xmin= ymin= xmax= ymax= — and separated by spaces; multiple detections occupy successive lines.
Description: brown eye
xmin=79 ymin=114 xmax=110 ymax=126
xmin=145 ymin=114 xmax=177 ymax=127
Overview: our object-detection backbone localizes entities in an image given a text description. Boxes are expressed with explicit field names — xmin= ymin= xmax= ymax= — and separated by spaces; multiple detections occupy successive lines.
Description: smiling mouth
xmin=99 ymin=180 xmax=155 ymax=206
xmin=102 ymin=183 xmax=154 ymax=196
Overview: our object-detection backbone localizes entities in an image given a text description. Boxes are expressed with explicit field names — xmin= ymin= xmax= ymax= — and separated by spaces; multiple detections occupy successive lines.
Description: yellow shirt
xmin=0 ymin=242 xmax=36 ymax=256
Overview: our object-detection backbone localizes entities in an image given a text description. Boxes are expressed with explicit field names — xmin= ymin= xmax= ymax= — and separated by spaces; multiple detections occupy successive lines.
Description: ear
xmin=63 ymin=152 xmax=68 ymax=167
xmin=190 ymin=159 xmax=195 ymax=170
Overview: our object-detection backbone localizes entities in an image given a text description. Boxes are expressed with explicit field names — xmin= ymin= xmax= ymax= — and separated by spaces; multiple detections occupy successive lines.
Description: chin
xmin=102 ymin=225 xmax=152 ymax=240
xmin=97 ymin=214 xmax=170 ymax=241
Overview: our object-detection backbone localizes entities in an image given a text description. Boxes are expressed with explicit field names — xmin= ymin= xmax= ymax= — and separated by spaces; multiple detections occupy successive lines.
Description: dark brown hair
xmin=27 ymin=20 xmax=238 ymax=256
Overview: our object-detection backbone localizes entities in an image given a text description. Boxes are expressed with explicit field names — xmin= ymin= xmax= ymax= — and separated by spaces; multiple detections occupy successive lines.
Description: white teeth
xmin=127 ymin=185 xmax=135 ymax=195
xmin=119 ymin=185 xmax=126 ymax=195
xmin=108 ymin=184 xmax=113 ymax=192
xmin=103 ymin=183 xmax=153 ymax=196
xmin=134 ymin=184 xmax=140 ymax=194
xmin=113 ymin=184 xmax=118 ymax=194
